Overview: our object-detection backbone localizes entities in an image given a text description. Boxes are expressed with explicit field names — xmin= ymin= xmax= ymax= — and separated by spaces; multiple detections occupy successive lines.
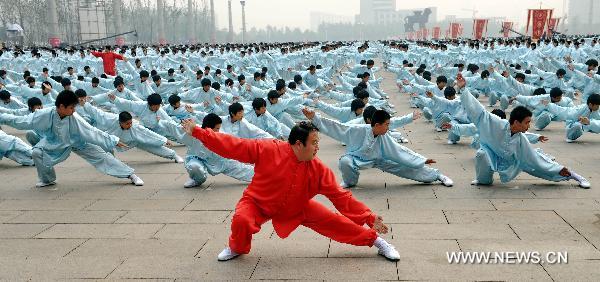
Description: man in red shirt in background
xmin=181 ymin=117 xmax=401 ymax=262
xmin=91 ymin=45 xmax=126 ymax=76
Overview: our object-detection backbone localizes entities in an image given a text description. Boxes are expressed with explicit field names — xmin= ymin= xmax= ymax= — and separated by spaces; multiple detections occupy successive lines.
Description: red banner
xmin=421 ymin=28 xmax=429 ymax=40
xmin=433 ymin=27 xmax=441 ymax=39
xmin=502 ymin=22 xmax=513 ymax=38
xmin=115 ymin=37 xmax=125 ymax=46
xmin=473 ymin=19 xmax=488 ymax=40
xmin=416 ymin=29 xmax=422 ymax=40
xmin=547 ymin=17 xmax=560 ymax=35
xmin=48 ymin=37 xmax=61 ymax=48
xmin=526 ymin=9 xmax=552 ymax=40
xmin=450 ymin=23 xmax=462 ymax=39
xmin=159 ymin=38 xmax=167 ymax=45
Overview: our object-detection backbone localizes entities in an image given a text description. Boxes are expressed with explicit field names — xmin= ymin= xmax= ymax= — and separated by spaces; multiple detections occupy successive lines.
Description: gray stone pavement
xmin=1 ymin=66 xmax=600 ymax=281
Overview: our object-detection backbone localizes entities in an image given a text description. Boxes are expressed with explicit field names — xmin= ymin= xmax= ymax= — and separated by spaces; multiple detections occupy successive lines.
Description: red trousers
xmin=229 ymin=196 xmax=378 ymax=254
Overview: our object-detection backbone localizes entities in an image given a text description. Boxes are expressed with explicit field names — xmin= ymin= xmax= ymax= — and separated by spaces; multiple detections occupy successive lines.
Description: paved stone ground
xmin=1 ymin=65 xmax=600 ymax=281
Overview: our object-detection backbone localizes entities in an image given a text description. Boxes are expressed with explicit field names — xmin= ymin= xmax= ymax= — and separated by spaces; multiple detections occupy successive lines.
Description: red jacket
xmin=192 ymin=126 xmax=376 ymax=238
xmin=91 ymin=51 xmax=124 ymax=76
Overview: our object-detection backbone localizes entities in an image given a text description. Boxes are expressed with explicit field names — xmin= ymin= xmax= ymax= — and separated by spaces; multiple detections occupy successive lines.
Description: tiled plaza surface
xmin=1 ymin=65 xmax=600 ymax=281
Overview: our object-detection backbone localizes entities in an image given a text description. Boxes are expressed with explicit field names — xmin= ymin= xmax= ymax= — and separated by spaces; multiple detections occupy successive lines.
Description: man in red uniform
xmin=91 ymin=46 xmax=126 ymax=76
xmin=181 ymin=118 xmax=401 ymax=262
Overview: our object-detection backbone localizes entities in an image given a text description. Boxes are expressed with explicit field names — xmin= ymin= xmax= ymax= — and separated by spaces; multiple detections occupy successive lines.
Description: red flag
xmin=502 ymin=22 xmax=513 ymax=38
xmin=422 ymin=28 xmax=429 ymax=40
xmin=527 ymin=9 xmax=553 ymax=39
xmin=433 ymin=27 xmax=441 ymax=39
xmin=416 ymin=29 xmax=422 ymax=40
xmin=473 ymin=19 xmax=488 ymax=40
xmin=450 ymin=23 xmax=462 ymax=39
xmin=547 ymin=17 xmax=560 ymax=35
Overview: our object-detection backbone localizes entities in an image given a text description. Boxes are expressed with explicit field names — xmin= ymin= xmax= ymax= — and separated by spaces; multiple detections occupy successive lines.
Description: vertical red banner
xmin=450 ymin=23 xmax=461 ymax=39
xmin=416 ymin=29 xmax=422 ymax=40
xmin=422 ymin=28 xmax=428 ymax=40
xmin=48 ymin=37 xmax=61 ymax=48
xmin=502 ymin=22 xmax=513 ymax=38
xmin=527 ymin=9 xmax=552 ymax=40
xmin=547 ymin=18 xmax=560 ymax=35
xmin=473 ymin=19 xmax=488 ymax=40
xmin=433 ymin=27 xmax=441 ymax=39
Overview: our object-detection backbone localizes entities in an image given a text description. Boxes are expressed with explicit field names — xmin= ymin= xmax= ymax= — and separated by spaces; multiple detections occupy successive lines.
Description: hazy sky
xmin=214 ymin=0 xmax=567 ymax=31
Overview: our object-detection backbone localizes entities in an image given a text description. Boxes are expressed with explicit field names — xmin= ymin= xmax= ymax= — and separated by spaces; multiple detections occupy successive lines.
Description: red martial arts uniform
xmin=191 ymin=126 xmax=378 ymax=254
xmin=91 ymin=51 xmax=124 ymax=76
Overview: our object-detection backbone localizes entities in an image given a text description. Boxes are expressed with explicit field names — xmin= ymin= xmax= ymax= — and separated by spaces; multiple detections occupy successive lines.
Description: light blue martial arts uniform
xmin=0 ymin=108 xmax=134 ymax=184
xmin=0 ymin=129 xmax=33 ymax=166
xmin=311 ymin=114 xmax=441 ymax=187
xmin=546 ymin=103 xmax=600 ymax=141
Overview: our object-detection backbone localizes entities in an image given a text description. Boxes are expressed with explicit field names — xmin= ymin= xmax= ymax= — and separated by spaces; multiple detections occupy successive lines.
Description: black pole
xmin=74 ymin=30 xmax=138 ymax=46
xmin=501 ymin=26 xmax=528 ymax=37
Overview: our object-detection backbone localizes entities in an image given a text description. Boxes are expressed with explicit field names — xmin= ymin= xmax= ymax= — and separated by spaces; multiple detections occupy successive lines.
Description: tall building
xmin=357 ymin=0 xmax=396 ymax=24
xmin=568 ymin=0 xmax=600 ymax=34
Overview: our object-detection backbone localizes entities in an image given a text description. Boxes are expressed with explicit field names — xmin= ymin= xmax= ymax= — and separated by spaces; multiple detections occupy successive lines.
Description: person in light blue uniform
xmin=159 ymin=114 xmax=254 ymax=188
xmin=220 ymin=103 xmax=273 ymax=139
xmin=514 ymin=88 xmax=574 ymax=131
xmin=543 ymin=94 xmax=600 ymax=143
xmin=108 ymin=93 xmax=178 ymax=140
xmin=314 ymin=98 xmax=365 ymax=123
xmin=0 ymin=128 xmax=33 ymax=166
xmin=0 ymin=90 xmax=144 ymax=188
xmin=305 ymin=108 xmax=454 ymax=188
xmin=456 ymin=78 xmax=590 ymax=188
xmin=245 ymin=98 xmax=287 ymax=139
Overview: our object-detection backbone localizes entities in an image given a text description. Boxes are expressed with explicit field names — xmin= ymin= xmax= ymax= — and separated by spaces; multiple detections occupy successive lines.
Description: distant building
xmin=356 ymin=0 xmax=437 ymax=32
xmin=567 ymin=0 xmax=600 ymax=35
xmin=310 ymin=12 xmax=354 ymax=31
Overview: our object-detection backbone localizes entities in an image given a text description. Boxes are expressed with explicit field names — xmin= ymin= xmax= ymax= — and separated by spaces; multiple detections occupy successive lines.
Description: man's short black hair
xmin=444 ymin=87 xmax=456 ymax=98
xmin=27 ymin=97 xmax=42 ymax=109
xmin=533 ymin=88 xmax=547 ymax=96
xmin=587 ymin=93 xmax=600 ymax=105
xmin=113 ymin=79 xmax=124 ymax=88
xmin=515 ymin=73 xmax=526 ymax=81
xmin=252 ymin=98 xmax=266 ymax=110
xmin=201 ymin=78 xmax=212 ymax=87
xmin=509 ymin=106 xmax=532 ymax=125
xmin=202 ymin=113 xmax=222 ymax=129
xmin=0 ymin=90 xmax=10 ymax=100
xmin=168 ymin=94 xmax=181 ymax=106
xmin=147 ymin=93 xmax=163 ymax=106
xmin=491 ymin=109 xmax=506 ymax=119
xmin=61 ymin=77 xmax=71 ymax=86
xmin=362 ymin=105 xmax=377 ymax=123
xmin=228 ymin=102 xmax=244 ymax=117
xmin=371 ymin=110 xmax=391 ymax=126
xmin=267 ymin=90 xmax=280 ymax=100
xmin=549 ymin=87 xmax=563 ymax=99
xmin=55 ymin=90 xmax=78 ymax=107
xmin=75 ymin=89 xmax=87 ymax=98
xmin=350 ymin=98 xmax=366 ymax=112
xmin=26 ymin=77 xmax=35 ymax=84
xmin=152 ymin=75 xmax=161 ymax=82
xmin=91 ymin=77 xmax=100 ymax=84
xmin=556 ymin=69 xmax=566 ymax=77
xmin=140 ymin=70 xmax=149 ymax=78
xmin=119 ymin=111 xmax=133 ymax=123
xmin=288 ymin=121 xmax=319 ymax=146
xmin=436 ymin=76 xmax=447 ymax=84
xmin=293 ymin=74 xmax=302 ymax=83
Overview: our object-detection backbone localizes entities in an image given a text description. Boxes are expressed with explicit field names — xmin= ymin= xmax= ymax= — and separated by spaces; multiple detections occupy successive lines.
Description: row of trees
xmin=0 ymin=0 xmax=419 ymax=46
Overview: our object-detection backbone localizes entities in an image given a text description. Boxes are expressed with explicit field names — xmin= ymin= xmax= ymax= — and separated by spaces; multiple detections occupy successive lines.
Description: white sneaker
xmin=36 ymin=181 xmax=56 ymax=188
xmin=438 ymin=174 xmax=454 ymax=187
xmin=184 ymin=178 xmax=199 ymax=188
xmin=570 ymin=172 xmax=591 ymax=189
xmin=340 ymin=181 xmax=355 ymax=188
xmin=566 ymin=138 xmax=574 ymax=143
xmin=398 ymin=137 xmax=409 ymax=143
xmin=447 ymin=140 xmax=457 ymax=145
xmin=129 ymin=174 xmax=144 ymax=186
xmin=374 ymin=237 xmax=400 ymax=262
xmin=217 ymin=247 xmax=240 ymax=261
xmin=174 ymin=155 xmax=184 ymax=163
xmin=471 ymin=179 xmax=479 ymax=186
xmin=436 ymin=128 xmax=442 ymax=132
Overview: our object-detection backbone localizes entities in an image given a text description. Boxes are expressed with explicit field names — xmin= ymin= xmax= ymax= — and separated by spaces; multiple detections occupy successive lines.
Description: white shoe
xmin=374 ymin=237 xmax=400 ymax=262
xmin=184 ymin=178 xmax=199 ymax=188
xmin=398 ymin=137 xmax=409 ymax=143
xmin=174 ymin=155 xmax=184 ymax=163
xmin=438 ymin=174 xmax=454 ymax=187
xmin=566 ymin=138 xmax=574 ymax=143
xmin=436 ymin=128 xmax=442 ymax=132
xmin=129 ymin=174 xmax=144 ymax=186
xmin=570 ymin=172 xmax=591 ymax=189
xmin=471 ymin=180 xmax=479 ymax=186
xmin=217 ymin=247 xmax=240 ymax=261
xmin=36 ymin=181 xmax=56 ymax=188
xmin=447 ymin=140 xmax=457 ymax=145
xmin=340 ymin=181 xmax=355 ymax=188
